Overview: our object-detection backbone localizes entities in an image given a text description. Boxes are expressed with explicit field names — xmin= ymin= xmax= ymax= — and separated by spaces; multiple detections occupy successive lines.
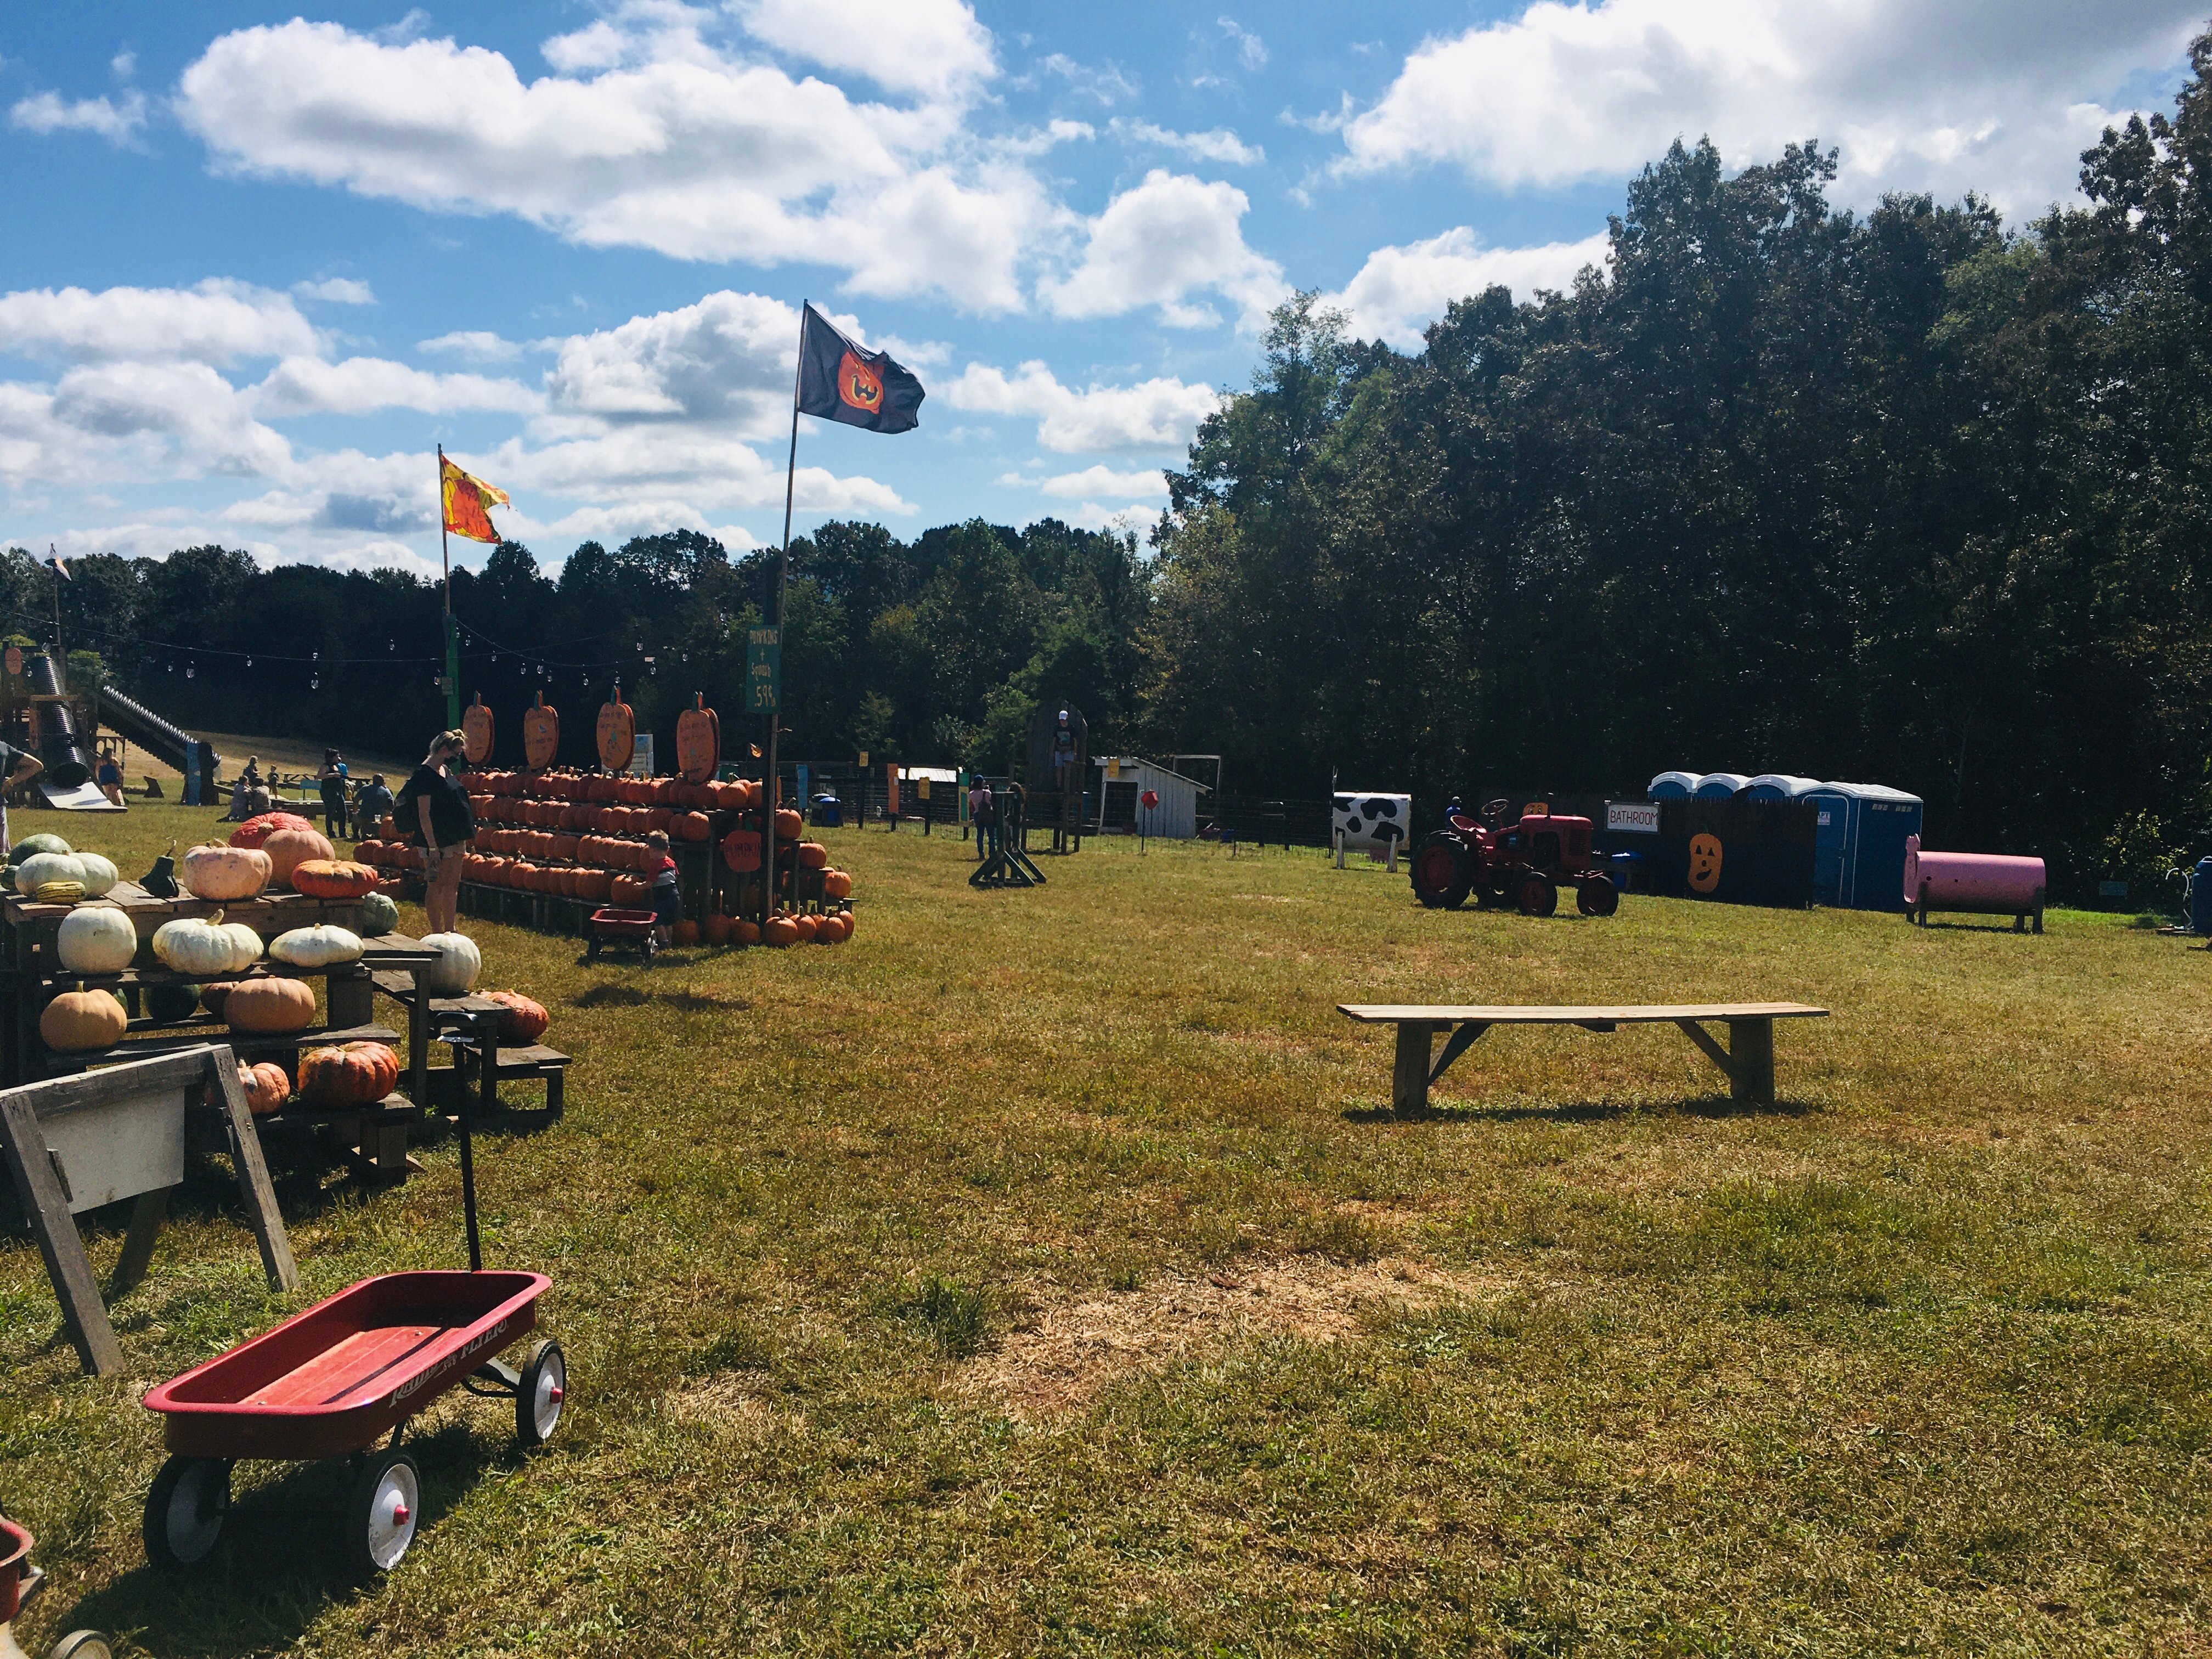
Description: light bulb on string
xmin=246 ymin=655 xmax=253 ymax=668
xmin=311 ymin=674 xmax=320 ymax=691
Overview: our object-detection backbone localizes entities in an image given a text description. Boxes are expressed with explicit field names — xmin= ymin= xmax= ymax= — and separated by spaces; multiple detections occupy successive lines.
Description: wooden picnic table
xmin=1338 ymin=1002 xmax=1830 ymax=1115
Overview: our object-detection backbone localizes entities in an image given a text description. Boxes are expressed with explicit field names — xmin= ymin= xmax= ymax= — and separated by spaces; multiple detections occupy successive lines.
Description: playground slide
xmin=37 ymin=779 xmax=125 ymax=812
xmin=94 ymin=685 xmax=201 ymax=777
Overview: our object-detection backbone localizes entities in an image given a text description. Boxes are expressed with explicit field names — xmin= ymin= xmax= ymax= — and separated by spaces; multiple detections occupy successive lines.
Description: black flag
xmin=794 ymin=303 xmax=924 ymax=434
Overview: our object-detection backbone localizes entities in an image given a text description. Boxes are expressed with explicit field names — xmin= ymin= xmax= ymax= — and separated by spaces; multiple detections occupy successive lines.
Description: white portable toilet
xmin=1649 ymin=771 xmax=1699 ymax=800
xmin=1743 ymin=774 xmax=1821 ymax=800
xmin=1692 ymin=772 xmax=1751 ymax=799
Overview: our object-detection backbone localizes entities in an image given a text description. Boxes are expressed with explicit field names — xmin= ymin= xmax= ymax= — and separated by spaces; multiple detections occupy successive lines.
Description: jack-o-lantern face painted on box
xmin=1688 ymin=832 xmax=1724 ymax=893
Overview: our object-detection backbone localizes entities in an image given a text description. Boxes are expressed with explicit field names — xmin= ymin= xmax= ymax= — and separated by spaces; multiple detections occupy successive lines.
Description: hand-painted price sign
xmin=745 ymin=625 xmax=781 ymax=713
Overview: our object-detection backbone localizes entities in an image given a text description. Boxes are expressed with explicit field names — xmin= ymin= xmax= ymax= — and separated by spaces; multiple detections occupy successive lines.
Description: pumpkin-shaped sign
xmin=596 ymin=685 xmax=636 ymax=774
xmin=522 ymin=692 xmax=560 ymax=772
xmin=721 ymin=827 xmax=763 ymax=873
xmin=462 ymin=692 xmax=495 ymax=765
xmin=675 ymin=693 xmax=720 ymax=783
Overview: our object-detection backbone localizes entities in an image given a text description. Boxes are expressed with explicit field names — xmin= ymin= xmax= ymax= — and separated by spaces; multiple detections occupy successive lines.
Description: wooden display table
xmin=1338 ymin=1001 xmax=1830 ymax=1115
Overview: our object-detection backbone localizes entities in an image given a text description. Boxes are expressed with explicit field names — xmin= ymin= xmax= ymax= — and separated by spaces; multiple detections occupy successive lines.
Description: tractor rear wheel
xmin=1576 ymin=875 xmax=1619 ymax=917
xmin=1410 ymin=836 xmax=1471 ymax=910
xmin=1516 ymin=874 xmax=1558 ymax=917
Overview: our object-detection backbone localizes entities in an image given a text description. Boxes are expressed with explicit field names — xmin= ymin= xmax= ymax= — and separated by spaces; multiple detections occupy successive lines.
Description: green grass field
xmin=3 ymin=800 xmax=2208 ymax=1656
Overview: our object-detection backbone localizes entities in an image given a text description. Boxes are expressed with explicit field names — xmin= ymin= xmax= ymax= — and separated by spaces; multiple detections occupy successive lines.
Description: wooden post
xmin=0 ymin=1086 xmax=123 ymax=1373
xmin=1727 ymin=1017 xmax=1775 ymax=1104
xmin=206 ymin=1047 xmax=299 ymax=1291
xmin=108 ymin=1187 xmax=168 ymax=1298
xmin=1390 ymin=1020 xmax=1434 ymax=1117
xmin=326 ymin=964 xmax=373 ymax=1028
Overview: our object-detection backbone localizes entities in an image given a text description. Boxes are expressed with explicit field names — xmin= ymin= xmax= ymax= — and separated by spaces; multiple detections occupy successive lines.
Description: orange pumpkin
xmin=485 ymin=990 xmax=550 ymax=1042
xmin=733 ymin=918 xmax=762 ymax=945
xmin=791 ymin=913 xmax=820 ymax=943
xmin=702 ymin=911 xmax=732 ymax=945
xmin=822 ymin=869 xmax=853 ymax=900
xmin=837 ymin=911 xmax=856 ymax=940
xmin=236 ymin=1060 xmax=291 ymax=1115
xmin=611 ymin=874 xmax=648 ymax=906
xmin=675 ymin=692 xmax=720 ymax=783
xmin=298 ymin=1041 xmax=400 ymax=1108
xmin=523 ymin=691 xmax=561 ymax=771
xmin=773 ymin=808 xmax=804 ymax=841
xmin=462 ymin=693 xmax=495 ymax=764
xmin=263 ymin=827 xmax=337 ymax=886
xmin=596 ymin=687 xmax=636 ymax=774
xmin=290 ymin=858 xmax=381 ymax=899
xmin=796 ymin=841 xmax=829 ymax=868
xmin=225 ymin=977 xmax=318 ymax=1033
xmin=230 ymin=811 xmax=316 ymax=850
xmin=40 ymin=989 xmax=128 ymax=1052
xmin=672 ymin=918 xmax=701 ymax=946
xmin=674 ymin=811 xmax=712 ymax=842
xmin=764 ymin=915 xmax=800 ymax=946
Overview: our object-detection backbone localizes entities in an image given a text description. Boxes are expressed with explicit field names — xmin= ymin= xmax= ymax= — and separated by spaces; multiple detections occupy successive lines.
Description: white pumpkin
xmin=16 ymin=850 xmax=119 ymax=899
xmin=152 ymin=910 xmax=264 ymax=977
xmin=270 ymin=924 xmax=363 ymax=967
xmin=56 ymin=904 xmax=137 ymax=974
xmin=417 ymin=932 xmax=481 ymax=995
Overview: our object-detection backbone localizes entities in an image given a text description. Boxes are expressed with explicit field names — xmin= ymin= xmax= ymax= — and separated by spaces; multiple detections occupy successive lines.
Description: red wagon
xmin=140 ymin=1273 xmax=564 ymax=1578
xmin=586 ymin=905 xmax=659 ymax=962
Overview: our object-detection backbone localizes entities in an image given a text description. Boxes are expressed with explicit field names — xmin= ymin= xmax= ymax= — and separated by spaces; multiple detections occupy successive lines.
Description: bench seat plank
xmin=1340 ymin=1002 xmax=1827 ymax=1024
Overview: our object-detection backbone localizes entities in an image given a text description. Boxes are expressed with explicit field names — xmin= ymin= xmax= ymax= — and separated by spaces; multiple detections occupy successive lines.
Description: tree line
xmin=9 ymin=33 xmax=2212 ymax=894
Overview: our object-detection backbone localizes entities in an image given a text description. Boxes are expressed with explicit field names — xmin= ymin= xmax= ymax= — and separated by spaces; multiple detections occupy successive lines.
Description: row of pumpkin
xmin=677 ymin=910 xmax=855 ymax=946
xmin=464 ymin=768 xmax=762 ymax=810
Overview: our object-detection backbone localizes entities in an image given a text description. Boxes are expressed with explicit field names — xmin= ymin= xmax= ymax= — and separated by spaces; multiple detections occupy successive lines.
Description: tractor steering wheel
xmin=1479 ymin=798 xmax=1511 ymax=828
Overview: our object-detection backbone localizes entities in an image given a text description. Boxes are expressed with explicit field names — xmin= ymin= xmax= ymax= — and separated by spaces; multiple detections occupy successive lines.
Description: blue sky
xmin=1 ymin=0 xmax=2199 ymax=578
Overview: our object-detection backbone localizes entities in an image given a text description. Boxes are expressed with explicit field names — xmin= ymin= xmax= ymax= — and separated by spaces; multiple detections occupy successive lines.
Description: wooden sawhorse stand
xmin=1338 ymin=1002 xmax=1831 ymax=1117
xmin=0 ymin=1045 xmax=298 ymax=1375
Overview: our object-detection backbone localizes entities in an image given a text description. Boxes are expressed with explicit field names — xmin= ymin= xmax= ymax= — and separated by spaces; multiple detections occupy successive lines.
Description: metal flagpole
xmin=438 ymin=445 xmax=460 ymax=729
xmin=47 ymin=545 xmax=63 ymax=688
xmin=761 ymin=306 xmax=805 ymax=928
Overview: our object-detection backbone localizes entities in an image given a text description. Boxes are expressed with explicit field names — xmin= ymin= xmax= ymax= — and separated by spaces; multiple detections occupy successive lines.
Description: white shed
xmin=1093 ymin=757 xmax=1202 ymax=838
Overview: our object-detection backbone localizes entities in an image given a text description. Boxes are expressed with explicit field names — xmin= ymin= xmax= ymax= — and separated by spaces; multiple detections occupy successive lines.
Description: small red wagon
xmin=585 ymin=905 xmax=659 ymax=962
xmin=140 ymin=1273 xmax=565 ymax=1579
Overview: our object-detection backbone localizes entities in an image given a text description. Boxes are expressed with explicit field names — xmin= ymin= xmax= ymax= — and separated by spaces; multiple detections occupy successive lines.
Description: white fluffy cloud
xmin=941 ymin=361 xmax=1220 ymax=453
xmin=1041 ymin=171 xmax=1287 ymax=328
xmin=1110 ymin=119 xmax=1263 ymax=166
xmin=1325 ymin=229 xmax=1611 ymax=347
xmin=8 ymin=90 xmax=148 ymax=145
xmin=292 ymin=277 xmax=375 ymax=305
xmin=175 ymin=16 xmax=1045 ymax=311
xmin=1034 ymin=465 xmax=1169 ymax=500
xmin=0 ymin=280 xmax=319 ymax=366
xmin=541 ymin=291 xmax=796 ymax=433
xmin=1338 ymin=0 xmax=2199 ymax=213
xmin=736 ymin=0 xmax=995 ymax=99
xmin=418 ymin=331 xmax=524 ymax=362
xmin=249 ymin=357 xmax=543 ymax=418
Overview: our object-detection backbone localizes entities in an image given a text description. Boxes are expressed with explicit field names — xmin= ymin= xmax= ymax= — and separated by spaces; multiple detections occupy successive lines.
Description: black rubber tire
xmin=343 ymin=1449 xmax=421 ymax=1582
xmin=46 ymin=1633 xmax=118 ymax=1659
xmin=1409 ymin=836 xmax=1471 ymax=911
xmin=1517 ymin=875 xmax=1558 ymax=917
xmin=515 ymin=1339 xmax=567 ymax=1448
xmin=1576 ymin=876 xmax=1620 ymax=917
xmin=143 ymin=1456 xmax=229 ymax=1571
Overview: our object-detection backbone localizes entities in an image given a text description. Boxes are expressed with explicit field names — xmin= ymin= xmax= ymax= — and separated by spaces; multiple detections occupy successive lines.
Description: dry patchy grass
xmin=1 ymin=799 xmax=2208 ymax=1655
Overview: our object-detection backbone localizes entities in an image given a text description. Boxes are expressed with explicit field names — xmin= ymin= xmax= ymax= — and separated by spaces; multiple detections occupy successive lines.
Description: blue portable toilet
xmin=1798 ymin=783 xmax=1852 ymax=904
xmin=1820 ymin=782 xmax=1925 ymax=909
xmin=1693 ymin=772 xmax=1751 ymax=799
xmin=1649 ymin=771 xmax=1698 ymax=800
xmin=1742 ymin=774 xmax=1821 ymax=801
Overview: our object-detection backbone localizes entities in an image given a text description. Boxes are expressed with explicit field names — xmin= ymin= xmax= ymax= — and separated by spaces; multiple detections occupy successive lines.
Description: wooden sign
xmin=721 ymin=827 xmax=762 ymax=873
xmin=522 ymin=691 xmax=560 ymax=771
xmin=3 ymin=646 xmax=20 ymax=678
xmin=596 ymin=685 xmax=635 ymax=774
xmin=461 ymin=692 xmax=495 ymax=765
xmin=674 ymin=693 xmax=720 ymax=783
xmin=0 ymin=1045 xmax=297 ymax=1376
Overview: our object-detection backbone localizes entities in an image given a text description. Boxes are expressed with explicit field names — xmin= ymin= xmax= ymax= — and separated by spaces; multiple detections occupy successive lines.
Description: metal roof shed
xmin=1092 ymin=758 xmax=1200 ymax=838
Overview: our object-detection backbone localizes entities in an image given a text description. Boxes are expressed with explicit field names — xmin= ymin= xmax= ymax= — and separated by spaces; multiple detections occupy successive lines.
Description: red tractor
xmin=1409 ymin=799 xmax=1620 ymax=917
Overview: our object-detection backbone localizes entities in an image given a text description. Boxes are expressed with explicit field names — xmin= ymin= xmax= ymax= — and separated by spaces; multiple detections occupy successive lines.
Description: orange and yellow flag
xmin=441 ymin=456 xmax=510 ymax=544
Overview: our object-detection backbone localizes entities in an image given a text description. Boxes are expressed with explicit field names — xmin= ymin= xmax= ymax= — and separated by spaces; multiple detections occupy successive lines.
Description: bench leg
xmin=108 ymin=1187 xmax=169 ymax=1299
xmin=545 ymin=1068 xmax=564 ymax=1116
xmin=1727 ymin=1018 xmax=1775 ymax=1104
xmin=1391 ymin=1021 xmax=1435 ymax=1117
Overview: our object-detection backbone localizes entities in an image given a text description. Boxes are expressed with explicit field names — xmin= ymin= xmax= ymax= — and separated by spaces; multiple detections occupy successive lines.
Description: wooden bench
xmin=1338 ymin=1002 xmax=1830 ymax=1115
xmin=440 ymin=1038 xmax=571 ymax=1120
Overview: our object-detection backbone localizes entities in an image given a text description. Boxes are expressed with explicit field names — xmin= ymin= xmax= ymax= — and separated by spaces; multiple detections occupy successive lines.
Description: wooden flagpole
xmin=762 ymin=306 xmax=804 ymax=928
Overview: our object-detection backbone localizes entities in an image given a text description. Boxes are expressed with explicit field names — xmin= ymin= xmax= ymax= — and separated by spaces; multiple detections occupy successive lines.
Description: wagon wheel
xmin=1516 ymin=874 xmax=1558 ymax=917
xmin=1576 ymin=875 xmax=1619 ymax=917
xmin=344 ymin=1449 xmax=421 ymax=1581
xmin=45 ymin=1633 xmax=117 ymax=1659
xmin=515 ymin=1339 xmax=567 ymax=1448
xmin=143 ymin=1455 xmax=230 ymax=1570
xmin=1408 ymin=834 xmax=1471 ymax=911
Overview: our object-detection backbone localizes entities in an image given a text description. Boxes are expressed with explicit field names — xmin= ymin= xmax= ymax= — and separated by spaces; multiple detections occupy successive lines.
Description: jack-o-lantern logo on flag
xmin=795 ymin=302 xmax=926 ymax=434
xmin=1687 ymin=832 xmax=1724 ymax=894
xmin=838 ymin=351 xmax=883 ymax=414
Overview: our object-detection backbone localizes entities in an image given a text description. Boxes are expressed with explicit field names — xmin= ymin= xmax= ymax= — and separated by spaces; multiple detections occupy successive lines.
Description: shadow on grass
xmin=61 ymin=1420 xmax=506 ymax=1657
xmin=1342 ymin=1093 xmax=1820 ymax=1125
xmin=568 ymin=982 xmax=749 ymax=1013
xmin=1906 ymin=918 xmax=2040 ymax=935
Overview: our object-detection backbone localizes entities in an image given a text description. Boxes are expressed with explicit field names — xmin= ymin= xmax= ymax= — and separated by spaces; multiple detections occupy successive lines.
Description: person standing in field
xmin=317 ymin=749 xmax=350 ymax=839
xmin=400 ymin=730 xmax=475 ymax=935
xmin=969 ymin=775 xmax=995 ymax=862
xmin=645 ymin=828 xmax=680 ymax=945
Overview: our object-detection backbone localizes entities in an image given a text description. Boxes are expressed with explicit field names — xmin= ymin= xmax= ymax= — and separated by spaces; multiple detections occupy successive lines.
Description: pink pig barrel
xmin=1901 ymin=834 xmax=2046 ymax=933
